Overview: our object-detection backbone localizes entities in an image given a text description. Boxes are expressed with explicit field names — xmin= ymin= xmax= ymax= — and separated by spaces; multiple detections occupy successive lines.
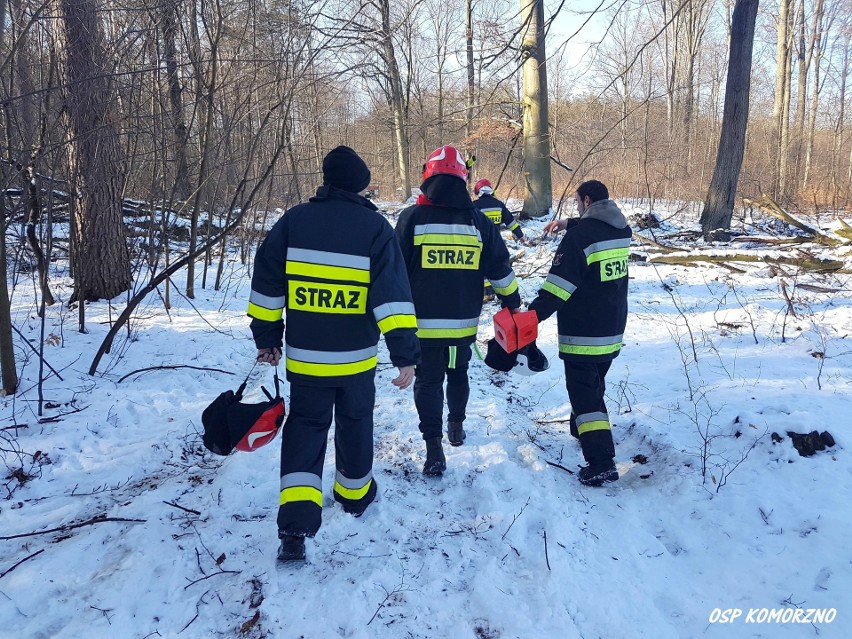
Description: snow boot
xmin=423 ymin=437 xmax=446 ymax=476
xmin=578 ymin=459 xmax=619 ymax=487
xmin=447 ymin=421 xmax=466 ymax=447
xmin=277 ymin=534 xmax=306 ymax=563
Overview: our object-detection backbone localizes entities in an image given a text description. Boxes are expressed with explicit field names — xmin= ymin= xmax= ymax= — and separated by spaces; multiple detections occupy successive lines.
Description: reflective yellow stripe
xmin=377 ymin=314 xmax=418 ymax=334
xmin=414 ymin=234 xmax=481 ymax=247
xmin=248 ymin=302 xmax=283 ymax=322
xmin=577 ymin=420 xmax=611 ymax=435
xmin=417 ymin=326 xmax=478 ymax=339
xmin=286 ymin=261 xmax=370 ymax=283
xmin=279 ymin=486 xmax=322 ymax=507
xmin=448 ymin=346 xmax=457 ymax=368
xmin=286 ymin=356 xmax=377 ymax=377
xmin=587 ymin=247 xmax=629 ymax=265
xmin=508 ymin=221 xmax=520 ymax=231
xmin=333 ymin=479 xmax=372 ymax=500
xmin=559 ymin=342 xmax=622 ymax=356
xmin=542 ymin=281 xmax=572 ymax=301
xmin=492 ymin=279 xmax=518 ymax=296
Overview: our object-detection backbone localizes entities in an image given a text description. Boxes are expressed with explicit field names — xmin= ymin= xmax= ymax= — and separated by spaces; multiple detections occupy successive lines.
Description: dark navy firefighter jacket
xmin=528 ymin=199 xmax=631 ymax=362
xmin=248 ymin=186 xmax=420 ymax=386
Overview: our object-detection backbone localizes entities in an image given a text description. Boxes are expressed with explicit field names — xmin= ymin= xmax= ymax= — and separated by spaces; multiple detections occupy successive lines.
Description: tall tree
xmin=700 ymin=0 xmax=759 ymax=238
xmin=57 ymin=0 xmax=131 ymax=303
xmin=520 ymin=0 xmax=552 ymax=217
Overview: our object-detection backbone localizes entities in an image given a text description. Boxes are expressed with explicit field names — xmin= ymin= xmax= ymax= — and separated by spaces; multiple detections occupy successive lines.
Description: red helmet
xmin=474 ymin=178 xmax=493 ymax=195
xmin=422 ymin=145 xmax=468 ymax=182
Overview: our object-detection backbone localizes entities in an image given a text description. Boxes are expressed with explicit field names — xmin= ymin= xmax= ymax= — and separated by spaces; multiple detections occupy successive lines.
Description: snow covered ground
xmin=1 ymin=203 xmax=850 ymax=639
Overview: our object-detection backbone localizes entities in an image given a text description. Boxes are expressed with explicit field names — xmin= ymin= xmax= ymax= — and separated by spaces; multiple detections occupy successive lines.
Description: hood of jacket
xmin=581 ymin=198 xmax=628 ymax=229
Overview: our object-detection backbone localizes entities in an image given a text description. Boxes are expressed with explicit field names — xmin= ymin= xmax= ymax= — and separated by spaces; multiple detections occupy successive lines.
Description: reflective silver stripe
xmin=287 ymin=247 xmax=370 ymax=270
xmin=249 ymin=289 xmax=286 ymax=309
xmin=373 ymin=301 xmax=416 ymax=321
xmin=413 ymin=223 xmax=482 ymax=240
xmin=584 ymin=238 xmax=631 ymax=258
xmin=334 ymin=470 xmax=372 ymax=489
xmin=280 ymin=472 xmax=322 ymax=491
xmin=417 ymin=317 xmax=480 ymax=329
xmin=544 ymin=274 xmax=577 ymax=295
xmin=559 ymin=334 xmax=623 ymax=346
xmin=489 ymin=272 xmax=517 ymax=289
xmin=479 ymin=208 xmax=501 ymax=214
xmin=285 ymin=344 xmax=378 ymax=364
xmin=575 ymin=412 xmax=609 ymax=426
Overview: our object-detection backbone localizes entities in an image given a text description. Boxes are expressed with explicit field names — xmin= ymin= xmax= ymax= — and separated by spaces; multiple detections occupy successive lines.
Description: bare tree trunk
xmin=0 ymin=206 xmax=17 ymax=394
xmin=160 ymin=0 xmax=190 ymax=201
xmin=58 ymin=0 xmax=131 ymax=302
xmin=802 ymin=0 xmax=826 ymax=191
xmin=466 ymin=0 xmax=475 ymax=143
xmin=520 ymin=0 xmax=552 ymax=218
xmin=700 ymin=0 xmax=759 ymax=238
xmin=772 ymin=0 xmax=793 ymax=199
xmin=379 ymin=0 xmax=411 ymax=198
xmin=832 ymin=31 xmax=849 ymax=207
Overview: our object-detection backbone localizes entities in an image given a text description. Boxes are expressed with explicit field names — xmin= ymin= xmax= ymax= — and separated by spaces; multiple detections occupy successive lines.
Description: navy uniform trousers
xmin=413 ymin=345 xmax=472 ymax=441
xmin=277 ymin=374 xmax=377 ymax=538
xmin=565 ymin=360 xmax=616 ymax=464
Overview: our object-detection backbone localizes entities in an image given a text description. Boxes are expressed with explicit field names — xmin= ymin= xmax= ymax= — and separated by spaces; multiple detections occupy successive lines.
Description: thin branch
xmin=0 ymin=515 xmax=146 ymax=541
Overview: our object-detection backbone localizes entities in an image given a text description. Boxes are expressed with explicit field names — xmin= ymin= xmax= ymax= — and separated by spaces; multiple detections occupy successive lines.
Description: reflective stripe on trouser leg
xmin=332 ymin=376 xmax=378 ymax=511
xmin=277 ymin=384 xmax=335 ymax=538
xmin=445 ymin=344 xmax=471 ymax=424
xmin=563 ymin=360 xmax=615 ymax=462
xmin=414 ymin=346 xmax=448 ymax=440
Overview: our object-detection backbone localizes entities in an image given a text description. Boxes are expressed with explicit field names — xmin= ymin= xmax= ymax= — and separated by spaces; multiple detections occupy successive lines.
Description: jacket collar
xmin=310 ymin=185 xmax=377 ymax=210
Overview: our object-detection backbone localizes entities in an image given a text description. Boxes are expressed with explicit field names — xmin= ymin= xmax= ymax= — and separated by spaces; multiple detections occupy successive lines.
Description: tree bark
xmin=520 ymin=0 xmax=552 ymax=218
xmin=700 ymin=0 xmax=759 ymax=238
xmin=59 ymin=0 xmax=131 ymax=302
xmin=159 ymin=0 xmax=191 ymax=201
xmin=772 ymin=0 xmax=793 ymax=199
xmin=0 ymin=206 xmax=18 ymax=394
xmin=379 ymin=0 xmax=411 ymax=198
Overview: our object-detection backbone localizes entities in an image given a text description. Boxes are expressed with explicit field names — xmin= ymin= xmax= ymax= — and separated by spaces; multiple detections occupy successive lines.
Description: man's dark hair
xmin=576 ymin=180 xmax=609 ymax=203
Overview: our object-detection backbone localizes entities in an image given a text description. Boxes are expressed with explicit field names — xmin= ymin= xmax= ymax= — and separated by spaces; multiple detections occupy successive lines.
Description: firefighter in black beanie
xmin=528 ymin=180 xmax=630 ymax=487
xmin=395 ymin=145 xmax=521 ymax=476
xmin=249 ymin=145 xmax=420 ymax=562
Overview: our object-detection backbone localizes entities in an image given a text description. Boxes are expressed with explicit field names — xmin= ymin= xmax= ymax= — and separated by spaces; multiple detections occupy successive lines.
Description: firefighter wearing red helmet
xmin=473 ymin=179 xmax=524 ymax=240
xmin=395 ymin=145 xmax=521 ymax=476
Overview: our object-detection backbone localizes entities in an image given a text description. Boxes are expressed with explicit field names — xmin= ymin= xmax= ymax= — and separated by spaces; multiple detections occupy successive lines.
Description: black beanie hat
xmin=322 ymin=146 xmax=371 ymax=193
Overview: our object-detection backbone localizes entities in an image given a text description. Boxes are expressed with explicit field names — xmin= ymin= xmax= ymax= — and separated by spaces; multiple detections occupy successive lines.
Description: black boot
xmin=423 ymin=437 xmax=446 ymax=476
xmin=578 ymin=459 xmax=618 ymax=487
xmin=277 ymin=534 xmax=306 ymax=563
xmin=447 ymin=421 xmax=466 ymax=447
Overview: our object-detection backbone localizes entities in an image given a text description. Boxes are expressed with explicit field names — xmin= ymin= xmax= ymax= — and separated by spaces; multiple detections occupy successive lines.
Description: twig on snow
xmin=0 ymin=548 xmax=45 ymax=580
xmin=118 ymin=365 xmax=235 ymax=383
xmin=501 ymin=496 xmax=531 ymax=541
xmin=0 ymin=514 xmax=146 ymax=540
xmin=163 ymin=500 xmax=201 ymax=516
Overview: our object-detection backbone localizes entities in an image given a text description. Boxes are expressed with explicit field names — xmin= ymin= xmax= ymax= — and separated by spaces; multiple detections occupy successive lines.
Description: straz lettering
xmin=423 ymin=246 xmax=480 ymax=270
xmin=483 ymin=210 xmax=502 ymax=224
xmin=288 ymin=281 xmax=366 ymax=314
xmin=600 ymin=256 xmax=628 ymax=282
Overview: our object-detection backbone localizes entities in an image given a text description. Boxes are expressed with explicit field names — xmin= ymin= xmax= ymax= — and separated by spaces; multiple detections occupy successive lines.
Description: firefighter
xmin=473 ymin=179 xmax=524 ymax=240
xmin=395 ymin=145 xmax=521 ymax=476
xmin=249 ymin=146 xmax=420 ymax=562
xmin=527 ymin=180 xmax=631 ymax=487
xmin=473 ymin=178 xmax=524 ymax=300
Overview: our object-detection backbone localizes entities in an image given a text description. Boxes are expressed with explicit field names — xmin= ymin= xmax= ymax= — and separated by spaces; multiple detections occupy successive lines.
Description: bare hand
xmin=392 ymin=365 xmax=415 ymax=390
xmin=256 ymin=347 xmax=282 ymax=366
xmin=543 ymin=219 xmax=567 ymax=235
